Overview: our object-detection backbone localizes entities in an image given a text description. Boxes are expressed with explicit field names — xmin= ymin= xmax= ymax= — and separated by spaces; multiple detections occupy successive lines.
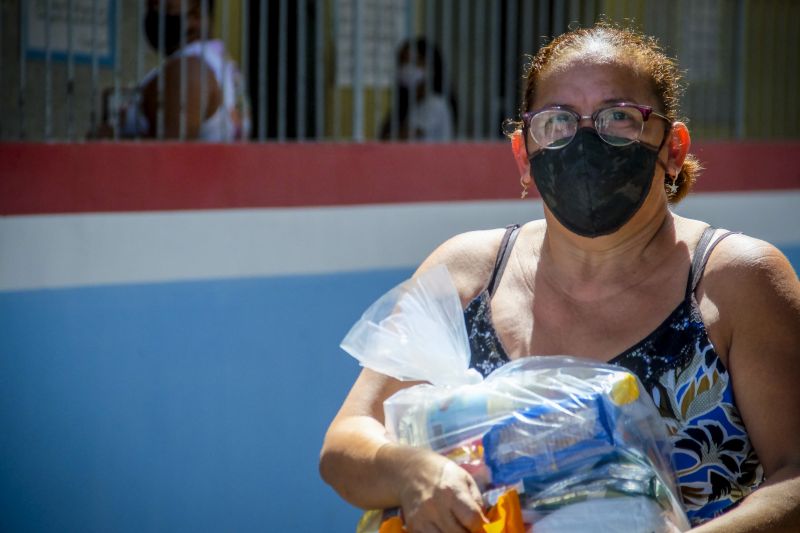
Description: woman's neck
xmin=538 ymin=204 xmax=675 ymax=302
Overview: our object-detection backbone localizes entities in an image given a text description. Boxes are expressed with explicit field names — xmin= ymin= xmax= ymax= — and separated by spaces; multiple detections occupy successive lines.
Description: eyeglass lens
xmin=529 ymin=106 xmax=645 ymax=149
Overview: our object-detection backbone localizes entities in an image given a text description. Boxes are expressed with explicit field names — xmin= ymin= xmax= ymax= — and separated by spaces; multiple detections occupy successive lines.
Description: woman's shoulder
xmin=415 ymin=227 xmax=516 ymax=306
xmin=703 ymin=230 xmax=797 ymax=290
xmin=673 ymin=217 xmax=794 ymax=283
xmin=697 ymin=227 xmax=799 ymax=340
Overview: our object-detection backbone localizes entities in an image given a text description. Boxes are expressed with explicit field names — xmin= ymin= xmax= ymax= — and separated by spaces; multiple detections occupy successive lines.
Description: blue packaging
xmin=482 ymin=394 xmax=619 ymax=487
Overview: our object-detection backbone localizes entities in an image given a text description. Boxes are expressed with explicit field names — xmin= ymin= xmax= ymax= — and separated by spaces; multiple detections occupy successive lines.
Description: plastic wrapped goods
xmin=342 ymin=266 xmax=690 ymax=532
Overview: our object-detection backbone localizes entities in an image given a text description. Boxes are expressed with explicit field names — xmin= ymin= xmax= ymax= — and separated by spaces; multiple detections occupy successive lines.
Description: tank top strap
xmin=487 ymin=224 xmax=522 ymax=298
xmin=686 ymin=226 xmax=742 ymax=297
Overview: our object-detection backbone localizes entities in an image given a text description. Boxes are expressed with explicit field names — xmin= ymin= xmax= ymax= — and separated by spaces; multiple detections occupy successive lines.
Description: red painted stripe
xmin=1 ymin=141 xmax=798 ymax=215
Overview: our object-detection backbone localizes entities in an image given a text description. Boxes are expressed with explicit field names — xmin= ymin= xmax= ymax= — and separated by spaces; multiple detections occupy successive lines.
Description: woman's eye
xmin=610 ymin=110 xmax=631 ymax=121
xmin=543 ymin=113 xmax=572 ymax=130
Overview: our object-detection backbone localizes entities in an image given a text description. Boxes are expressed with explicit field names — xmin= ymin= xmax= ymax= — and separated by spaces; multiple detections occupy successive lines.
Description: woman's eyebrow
xmin=601 ymin=97 xmax=639 ymax=105
xmin=535 ymin=98 xmax=638 ymax=110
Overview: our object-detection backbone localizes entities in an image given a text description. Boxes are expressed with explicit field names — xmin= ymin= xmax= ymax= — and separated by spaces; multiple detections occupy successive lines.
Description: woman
xmin=321 ymin=23 xmax=800 ymax=532
xmin=380 ymin=38 xmax=456 ymax=141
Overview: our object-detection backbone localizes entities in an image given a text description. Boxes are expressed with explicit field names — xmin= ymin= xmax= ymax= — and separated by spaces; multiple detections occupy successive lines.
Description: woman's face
xmin=397 ymin=48 xmax=427 ymax=90
xmin=525 ymin=57 xmax=675 ymax=238
xmin=528 ymin=58 xmax=666 ymax=154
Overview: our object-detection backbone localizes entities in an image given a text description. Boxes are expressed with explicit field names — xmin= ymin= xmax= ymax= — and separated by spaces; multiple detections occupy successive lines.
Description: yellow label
xmin=609 ymin=373 xmax=639 ymax=405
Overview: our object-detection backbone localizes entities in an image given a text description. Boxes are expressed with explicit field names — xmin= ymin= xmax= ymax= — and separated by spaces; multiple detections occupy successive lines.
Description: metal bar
xmin=537 ymin=0 xmax=548 ymax=54
xmin=585 ymin=0 xmax=596 ymax=25
xmin=373 ymin=0 xmax=383 ymax=139
xmin=704 ymin=2 xmax=708 ymax=136
xmin=156 ymin=0 xmax=166 ymax=139
xmin=332 ymin=0 xmax=341 ymax=140
xmin=458 ymin=0 xmax=468 ymax=139
xmin=441 ymin=0 xmax=452 ymax=139
xmin=259 ymin=0 xmax=268 ymax=140
xmin=406 ymin=0 xmax=415 ymax=141
xmin=179 ymin=0 xmax=188 ymax=140
xmin=553 ymin=0 xmax=564 ymax=35
xmin=44 ymin=0 xmax=52 ymax=140
xmin=19 ymin=0 xmax=27 ymax=138
xmin=352 ymin=0 xmax=364 ymax=141
xmin=0 ymin=0 xmax=3 ymax=137
xmin=113 ymin=0 xmax=122 ymax=139
xmin=297 ymin=0 xmax=307 ymax=140
xmin=220 ymin=0 xmax=230 ymax=141
xmin=568 ymin=0 xmax=580 ymax=26
xmin=315 ymin=0 xmax=324 ymax=139
xmin=709 ymin=0 xmax=718 ymax=137
xmin=504 ymin=0 xmax=517 ymax=122
xmin=199 ymin=0 xmax=208 ymax=139
xmin=389 ymin=0 xmax=399 ymax=140
xmin=754 ymin=0 xmax=764 ymax=138
xmin=425 ymin=0 xmax=435 ymax=140
xmin=771 ymin=0 xmax=797 ymax=138
xmin=521 ymin=0 xmax=533 ymax=58
xmin=488 ymin=0 xmax=500 ymax=138
xmin=473 ymin=0 xmax=485 ymax=139
xmin=91 ymin=0 xmax=100 ymax=138
xmin=472 ymin=0 xmax=486 ymax=141
xmin=785 ymin=0 xmax=795 ymax=137
xmin=241 ymin=0 xmax=250 ymax=140
xmin=792 ymin=0 xmax=799 ymax=137
xmin=278 ymin=0 xmax=288 ymax=140
xmin=135 ymin=0 xmax=145 ymax=140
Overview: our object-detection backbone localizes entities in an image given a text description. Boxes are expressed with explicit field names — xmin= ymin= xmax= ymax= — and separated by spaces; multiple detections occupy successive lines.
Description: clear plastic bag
xmin=341 ymin=266 xmax=690 ymax=532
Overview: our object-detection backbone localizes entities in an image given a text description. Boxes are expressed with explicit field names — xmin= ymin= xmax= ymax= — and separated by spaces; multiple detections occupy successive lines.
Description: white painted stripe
xmin=1 ymin=191 xmax=798 ymax=291
xmin=0 ymin=201 xmax=542 ymax=291
xmin=673 ymin=190 xmax=800 ymax=244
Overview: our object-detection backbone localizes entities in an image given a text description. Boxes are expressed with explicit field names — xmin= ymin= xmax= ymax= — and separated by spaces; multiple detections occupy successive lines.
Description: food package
xmin=342 ymin=266 xmax=690 ymax=532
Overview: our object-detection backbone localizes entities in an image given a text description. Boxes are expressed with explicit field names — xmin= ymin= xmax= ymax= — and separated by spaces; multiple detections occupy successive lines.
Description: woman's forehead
xmin=533 ymin=57 xmax=656 ymax=109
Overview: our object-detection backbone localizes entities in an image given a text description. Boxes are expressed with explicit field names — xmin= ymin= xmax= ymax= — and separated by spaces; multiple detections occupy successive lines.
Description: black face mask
xmin=144 ymin=10 xmax=183 ymax=55
xmin=530 ymin=128 xmax=663 ymax=238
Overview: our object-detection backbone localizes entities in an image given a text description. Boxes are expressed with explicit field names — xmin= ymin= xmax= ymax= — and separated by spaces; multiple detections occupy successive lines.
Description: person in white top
xmin=102 ymin=0 xmax=250 ymax=141
xmin=380 ymin=38 xmax=456 ymax=142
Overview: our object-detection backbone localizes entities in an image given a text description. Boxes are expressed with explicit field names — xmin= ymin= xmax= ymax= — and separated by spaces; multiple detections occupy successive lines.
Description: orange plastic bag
xmin=377 ymin=490 xmax=524 ymax=533
xmin=484 ymin=490 xmax=525 ymax=533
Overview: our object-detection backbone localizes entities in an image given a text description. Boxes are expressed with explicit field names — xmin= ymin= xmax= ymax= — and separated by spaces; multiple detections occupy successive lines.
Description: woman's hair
xmin=519 ymin=21 xmax=700 ymax=203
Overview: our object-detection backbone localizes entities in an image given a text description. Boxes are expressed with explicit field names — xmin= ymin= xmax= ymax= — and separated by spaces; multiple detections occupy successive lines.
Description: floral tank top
xmin=465 ymin=225 xmax=764 ymax=526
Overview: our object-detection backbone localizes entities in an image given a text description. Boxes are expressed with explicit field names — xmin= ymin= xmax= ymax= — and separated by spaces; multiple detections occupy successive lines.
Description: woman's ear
xmin=667 ymin=122 xmax=691 ymax=175
xmin=511 ymin=130 xmax=532 ymax=194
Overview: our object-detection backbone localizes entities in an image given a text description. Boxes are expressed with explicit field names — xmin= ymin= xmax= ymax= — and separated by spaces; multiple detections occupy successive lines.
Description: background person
xmin=97 ymin=0 xmax=250 ymax=141
xmin=380 ymin=38 xmax=456 ymax=142
xmin=320 ymin=22 xmax=800 ymax=533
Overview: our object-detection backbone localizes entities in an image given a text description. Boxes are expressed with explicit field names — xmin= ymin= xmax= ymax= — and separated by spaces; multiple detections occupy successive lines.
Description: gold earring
xmin=665 ymin=174 xmax=679 ymax=198
xmin=520 ymin=176 xmax=530 ymax=199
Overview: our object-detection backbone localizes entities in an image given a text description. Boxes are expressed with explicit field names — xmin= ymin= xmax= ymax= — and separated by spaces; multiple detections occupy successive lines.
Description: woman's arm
xmin=319 ymin=369 xmax=487 ymax=532
xmin=320 ymin=231 xmax=502 ymax=532
xmin=140 ymin=56 xmax=220 ymax=139
xmin=693 ymin=237 xmax=800 ymax=532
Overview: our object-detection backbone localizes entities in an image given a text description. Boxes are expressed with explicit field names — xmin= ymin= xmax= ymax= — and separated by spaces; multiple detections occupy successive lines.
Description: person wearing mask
xmin=321 ymin=22 xmax=800 ymax=533
xmin=380 ymin=38 xmax=456 ymax=141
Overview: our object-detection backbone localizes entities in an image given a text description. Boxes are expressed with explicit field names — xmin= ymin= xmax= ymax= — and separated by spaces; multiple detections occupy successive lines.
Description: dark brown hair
xmin=520 ymin=21 xmax=701 ymax=203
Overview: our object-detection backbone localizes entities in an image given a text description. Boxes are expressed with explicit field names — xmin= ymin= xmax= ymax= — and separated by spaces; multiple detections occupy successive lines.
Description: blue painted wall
xmin=1 ymin=246 xmax=798 ymax=532
xmin=0 ymin=269 xmax=413 ymax=532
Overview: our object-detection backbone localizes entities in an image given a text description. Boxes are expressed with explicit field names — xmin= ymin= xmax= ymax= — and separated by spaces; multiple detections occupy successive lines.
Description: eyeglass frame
xmin=521 ymin=102 xmax=672 ymax=152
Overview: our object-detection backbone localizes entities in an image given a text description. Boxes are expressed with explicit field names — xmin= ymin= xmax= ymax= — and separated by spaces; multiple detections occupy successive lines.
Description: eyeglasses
xmin=521 ymin=103 xmax=671 ymax=150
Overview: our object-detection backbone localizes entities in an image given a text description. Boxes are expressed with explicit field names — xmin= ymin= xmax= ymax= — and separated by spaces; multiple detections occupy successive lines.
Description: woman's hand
xmin=382 ymin=444 xmax=488 ymax=533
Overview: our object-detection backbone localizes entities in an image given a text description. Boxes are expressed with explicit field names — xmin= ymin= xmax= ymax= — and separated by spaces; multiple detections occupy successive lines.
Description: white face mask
xmin=397 ymin=63 xmax=425 ymax=88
